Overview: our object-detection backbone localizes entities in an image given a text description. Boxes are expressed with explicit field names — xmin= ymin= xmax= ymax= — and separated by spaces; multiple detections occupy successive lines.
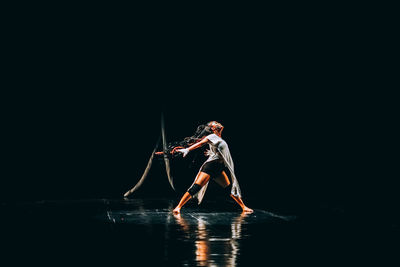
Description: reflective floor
xmin=1 ymin=198 xmax=398 ymax=266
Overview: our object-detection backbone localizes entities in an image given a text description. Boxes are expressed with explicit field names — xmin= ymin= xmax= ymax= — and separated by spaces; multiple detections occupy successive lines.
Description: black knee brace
xmin=187 ymin=184 xmax=202 ymax=196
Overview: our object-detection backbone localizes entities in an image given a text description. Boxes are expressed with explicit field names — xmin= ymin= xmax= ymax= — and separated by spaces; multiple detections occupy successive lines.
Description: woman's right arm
xmin=177 ymin=137 xmax=209 ymax=157
xmin=155 ymin=137 xmax=209 ymax=157
xmin=155 ymin=146 xmax=185 ymax=155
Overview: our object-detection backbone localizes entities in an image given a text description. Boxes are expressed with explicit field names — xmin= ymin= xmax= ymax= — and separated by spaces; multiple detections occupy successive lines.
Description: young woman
xmin=157 ymin=121 xmax=253 ymax=214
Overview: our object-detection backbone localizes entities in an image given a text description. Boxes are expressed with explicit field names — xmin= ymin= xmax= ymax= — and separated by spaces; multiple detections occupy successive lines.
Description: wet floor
xmin=1 ymin=198 xmax=398 ymax=266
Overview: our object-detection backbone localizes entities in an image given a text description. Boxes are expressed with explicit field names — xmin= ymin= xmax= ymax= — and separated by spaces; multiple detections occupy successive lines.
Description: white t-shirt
xmin=205 ymin=133 xmax=228 ymax=162
xmin=192 ymin=133 xmax=242 ymax=204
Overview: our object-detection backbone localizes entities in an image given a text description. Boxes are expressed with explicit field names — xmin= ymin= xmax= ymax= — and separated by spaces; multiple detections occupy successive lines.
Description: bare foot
xmin=172 ymin=213 xmax=181 ymax=219
xmin=242 ymin=207 xmax=254 ymax=213
xmin=172 ymin=207 xmax=181 ymax=214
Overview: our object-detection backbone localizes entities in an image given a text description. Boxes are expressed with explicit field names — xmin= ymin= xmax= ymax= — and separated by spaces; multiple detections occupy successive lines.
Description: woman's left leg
xmin=215 ymin=171 xmax=253 ymax=213
xmin=173 ymin=171 xmax=211 ymax=214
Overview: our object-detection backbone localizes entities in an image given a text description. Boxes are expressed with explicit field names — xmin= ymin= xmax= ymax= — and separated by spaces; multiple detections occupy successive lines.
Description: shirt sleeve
xmin=206 ymin=134 xmax=219 ymax=144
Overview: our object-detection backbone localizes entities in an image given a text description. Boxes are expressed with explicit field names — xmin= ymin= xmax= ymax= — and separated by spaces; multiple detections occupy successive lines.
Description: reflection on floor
xmin=1 ymin=198 xmax=397 ymax=266
xmin=102 ymin=200 xmax=293 ymax=266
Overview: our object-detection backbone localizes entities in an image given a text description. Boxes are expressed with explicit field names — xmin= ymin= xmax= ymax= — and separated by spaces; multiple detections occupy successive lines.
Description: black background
xmin=1 ymin=4 xmax=396 ymax=227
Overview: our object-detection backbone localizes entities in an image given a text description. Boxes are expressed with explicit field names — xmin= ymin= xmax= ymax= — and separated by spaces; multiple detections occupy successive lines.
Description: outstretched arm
xmin=176 ymin=137 xmax=209 ymax=157
xmin=155 ymin=138 xmax=209 ymax=157
xmin=155 ymin=146 xmax=185 ymax=155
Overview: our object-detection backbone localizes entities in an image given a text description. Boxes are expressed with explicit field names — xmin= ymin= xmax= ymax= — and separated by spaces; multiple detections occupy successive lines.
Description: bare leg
xmin=230 ymin=194 xmax=253 ymax=213
xmin=172 ymin=192 xmax=192 ymax=214
xmin=215 ymin=171 xmax=253 ymax=213
xmin=214 ymin=171 xmax=231 ymax=188
xmin=173 ymin=172 xmax=210 ymax=214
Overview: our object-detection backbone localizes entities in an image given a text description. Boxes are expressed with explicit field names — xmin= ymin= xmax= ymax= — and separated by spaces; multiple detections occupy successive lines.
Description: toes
xmin=243 ymin=208 xmax=254 ymax=213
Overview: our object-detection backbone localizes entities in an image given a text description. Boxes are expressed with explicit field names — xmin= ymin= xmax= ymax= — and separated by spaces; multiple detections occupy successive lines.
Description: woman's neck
xmin=213 ymin=131 xmax=222 ymax=137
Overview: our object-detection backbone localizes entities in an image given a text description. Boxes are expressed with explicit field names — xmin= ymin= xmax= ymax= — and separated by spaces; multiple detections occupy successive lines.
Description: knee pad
xmin=187 ymin=183 xmax=202 ymax=196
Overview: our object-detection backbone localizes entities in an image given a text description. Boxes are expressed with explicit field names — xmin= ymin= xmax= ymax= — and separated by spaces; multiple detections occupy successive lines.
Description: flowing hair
xmin=165 ymin=123 xmax=213 ymax=156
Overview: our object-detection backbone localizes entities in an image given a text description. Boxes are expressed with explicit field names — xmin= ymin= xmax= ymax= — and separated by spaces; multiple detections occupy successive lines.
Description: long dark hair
xmin=165 ymin=123 xmax=213 ymax=155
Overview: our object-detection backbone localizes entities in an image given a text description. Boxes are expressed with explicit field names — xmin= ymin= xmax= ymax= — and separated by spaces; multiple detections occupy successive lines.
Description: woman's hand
xmin=176 ymin=148 xmax=190 ymax=158
xmin=171 ymin=146 xmax=184 ymax=154
xmin=204 ymin=149 xmax=212 ymax=157
xmin=155 ymin=146 xmax=185 ymax=156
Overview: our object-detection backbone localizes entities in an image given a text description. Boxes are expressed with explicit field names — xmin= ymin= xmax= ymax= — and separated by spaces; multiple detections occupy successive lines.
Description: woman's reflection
xmin=173 ymin=212 xmax=249 ymax=267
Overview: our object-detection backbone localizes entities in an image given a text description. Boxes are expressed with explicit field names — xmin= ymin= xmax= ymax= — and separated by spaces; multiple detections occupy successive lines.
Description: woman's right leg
xmin=173 ymin=172 xmax=210 ymax=214
xmin=215 ymin=171 xmax=253 ymax=213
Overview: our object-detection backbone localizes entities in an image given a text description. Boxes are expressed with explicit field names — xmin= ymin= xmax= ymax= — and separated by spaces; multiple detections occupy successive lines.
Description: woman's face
xmin=209 ymin=121 xmax=224 ymax=134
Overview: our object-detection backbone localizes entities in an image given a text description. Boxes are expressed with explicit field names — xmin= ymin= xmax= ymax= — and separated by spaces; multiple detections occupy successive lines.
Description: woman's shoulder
xmin=206 ymin=133 xmax=221 ymax=143
xmin=206 ymin=133 xmax=218 ymax=138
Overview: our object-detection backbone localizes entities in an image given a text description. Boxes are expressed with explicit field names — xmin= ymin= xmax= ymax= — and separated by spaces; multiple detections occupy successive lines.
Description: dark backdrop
xmin=2 ymin=89 xmax=373 ymax=215
xmin=1 ymin=6 xmax=394 ymax=225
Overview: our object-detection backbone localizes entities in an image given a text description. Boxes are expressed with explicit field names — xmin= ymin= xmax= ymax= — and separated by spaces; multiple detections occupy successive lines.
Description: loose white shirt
xmin=193 ymin=133 xmax=242 ymax=204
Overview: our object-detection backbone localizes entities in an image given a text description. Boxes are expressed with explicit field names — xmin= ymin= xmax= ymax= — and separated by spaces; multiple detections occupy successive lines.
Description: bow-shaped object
xmin=161 ymin=113 xmax=175 ymax=191
xmin=123 ymin=113 xmax=175 ymax=197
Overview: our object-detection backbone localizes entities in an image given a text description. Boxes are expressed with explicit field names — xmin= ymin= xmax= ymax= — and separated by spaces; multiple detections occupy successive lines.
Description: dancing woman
xmin=157 ymin=121 xmax=253 ymax=214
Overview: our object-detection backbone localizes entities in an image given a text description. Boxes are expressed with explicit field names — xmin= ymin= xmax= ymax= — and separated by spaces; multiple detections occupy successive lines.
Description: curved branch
xmin=161 ymin=113 xmax=175 ymax=191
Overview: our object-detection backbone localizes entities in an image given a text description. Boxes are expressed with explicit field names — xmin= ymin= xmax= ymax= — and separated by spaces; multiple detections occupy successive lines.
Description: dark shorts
xmin=200 ymin=159 xmax=226 ymax=178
